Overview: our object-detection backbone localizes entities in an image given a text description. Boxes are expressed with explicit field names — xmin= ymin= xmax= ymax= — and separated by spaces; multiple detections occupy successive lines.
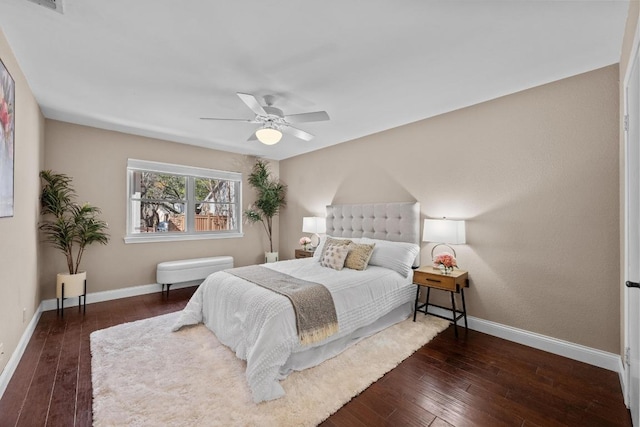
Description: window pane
xmin=195 ymin=178 xmax=235 ymax=203
xmin=132 ymin=201 xmax=186 ymax=233
xmin=193 ymin=203 xmax=236 ymax=231
xmin=127 ymin=160 xmax=242 ymax=241
xmin=133 ymin=171 xmax=186 ymax=200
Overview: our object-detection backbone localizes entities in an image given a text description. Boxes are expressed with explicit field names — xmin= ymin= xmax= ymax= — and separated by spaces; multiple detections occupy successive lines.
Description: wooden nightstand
xmin=295 ymin=249 xmax=315 ymax=259
xmin=413 ymin=266 xmax=469 ymax=337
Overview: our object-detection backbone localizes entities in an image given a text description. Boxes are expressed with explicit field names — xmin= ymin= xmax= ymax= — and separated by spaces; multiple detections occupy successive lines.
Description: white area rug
xmin=91 ymin=311 xmax=449 ymax=427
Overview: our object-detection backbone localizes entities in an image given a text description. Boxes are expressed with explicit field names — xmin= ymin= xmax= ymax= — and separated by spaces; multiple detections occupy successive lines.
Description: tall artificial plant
xmin=39 ymin=170 xmax=110 ymax=275
xmin=244 ymin=160 xmax=287 ymax=253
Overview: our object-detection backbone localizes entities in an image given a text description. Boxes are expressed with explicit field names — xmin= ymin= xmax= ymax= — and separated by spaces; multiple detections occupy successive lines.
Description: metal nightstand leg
xmin=450 ymin=291 xmax=458 ymax=337
xmin=425 ymin=287 xmax=431 ymax=317
xmin=413 ymin=286 xmax=433 ymax=322
xmin=461 ymin=287 xmax=468 ymax=328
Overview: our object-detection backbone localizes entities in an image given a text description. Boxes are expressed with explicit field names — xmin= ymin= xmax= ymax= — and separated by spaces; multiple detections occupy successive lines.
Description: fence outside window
xmin=125 ymin=159 xmax=242 ymax=243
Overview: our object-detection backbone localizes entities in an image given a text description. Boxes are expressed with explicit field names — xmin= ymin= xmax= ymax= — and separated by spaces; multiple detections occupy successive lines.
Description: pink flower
xmin=299 ymin=237 xmax=311 ymax=246
xmin=433 ymin=252 xmax=457 ymax=268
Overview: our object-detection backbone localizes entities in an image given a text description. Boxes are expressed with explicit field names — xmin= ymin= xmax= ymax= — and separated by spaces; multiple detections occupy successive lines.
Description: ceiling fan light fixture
xmin=201 ymin=92 xmax=329 ymax=144
xmin=256 ymin=125 xmax=282 ymax=145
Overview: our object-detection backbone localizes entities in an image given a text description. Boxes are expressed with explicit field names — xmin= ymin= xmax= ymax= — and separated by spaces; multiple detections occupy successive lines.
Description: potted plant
xmin=244 ymin=159 xmax=287 ymax=263
xmin=39 ymin=170 xmax=110 ymax=308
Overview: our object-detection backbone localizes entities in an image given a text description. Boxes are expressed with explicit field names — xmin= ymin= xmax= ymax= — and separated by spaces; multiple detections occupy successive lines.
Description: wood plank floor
xmin=0 ymin=287 xmax=632 ymax=427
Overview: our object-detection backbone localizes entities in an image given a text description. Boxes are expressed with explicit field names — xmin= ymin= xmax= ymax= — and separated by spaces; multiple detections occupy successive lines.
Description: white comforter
xmin=172 ymin=258 xmax=415 ymax=403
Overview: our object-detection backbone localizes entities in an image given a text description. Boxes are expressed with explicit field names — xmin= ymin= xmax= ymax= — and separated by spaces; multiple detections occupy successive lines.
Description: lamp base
xmin=310 ymin=233 xmax=320 ymax=248
xmin=430 ymin=243 xmax=457 ymax=259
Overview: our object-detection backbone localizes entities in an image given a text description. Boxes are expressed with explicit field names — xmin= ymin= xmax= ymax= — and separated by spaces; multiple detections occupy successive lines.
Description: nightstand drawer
xmin=295 ymin=249 xmax=315 ymax=259
xmin=413 ymin=267 xmax=468 ymax=292
xmin=413 ymin=270 xmax=457 ymax=291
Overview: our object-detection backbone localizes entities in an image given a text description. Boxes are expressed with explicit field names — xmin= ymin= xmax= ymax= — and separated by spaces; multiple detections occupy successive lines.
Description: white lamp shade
xmin=422 ymin=219 xmax=466 ymax=244
xmin=303 ymin=216 xmax=326 ymax=247
xmin=302 ymin=217 xmax=326 ymax=234
xmin=256 ymin=127 xmax=282 ymax=145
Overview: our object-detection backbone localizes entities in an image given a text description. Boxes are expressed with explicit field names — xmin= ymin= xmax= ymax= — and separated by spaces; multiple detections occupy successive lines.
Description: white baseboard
xmin=40 ymin=281 xmax=200 ymax=311
xmin=0 ymin=281 xmax=199 ymax=401
xmin=0 ymin=301 xmax=44 ymax=400
xmin=427 ymin=306 xmax=622 ymax=372
xmin=620 ymin=357 xmax=629 ymax=408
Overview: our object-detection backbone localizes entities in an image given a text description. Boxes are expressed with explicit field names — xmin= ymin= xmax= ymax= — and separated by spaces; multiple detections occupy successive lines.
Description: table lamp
xmin=422 ymin=218 xmax=466 ymax=258
xmin=302 ymin=217 xmax=326 ymax=248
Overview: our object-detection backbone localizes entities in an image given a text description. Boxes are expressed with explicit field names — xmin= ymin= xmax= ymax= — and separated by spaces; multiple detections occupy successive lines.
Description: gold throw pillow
xmin=344 ymin=242 xmax=376 ymax=271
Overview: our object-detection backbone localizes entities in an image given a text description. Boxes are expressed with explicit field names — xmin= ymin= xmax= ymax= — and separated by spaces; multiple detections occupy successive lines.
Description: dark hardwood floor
xmin=0 ymin=287 xmax=632 ymax=427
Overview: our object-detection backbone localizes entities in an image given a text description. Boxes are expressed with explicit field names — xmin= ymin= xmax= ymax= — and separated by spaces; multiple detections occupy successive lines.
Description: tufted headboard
xmin=325 ymin=202 xmax=421 ymax=266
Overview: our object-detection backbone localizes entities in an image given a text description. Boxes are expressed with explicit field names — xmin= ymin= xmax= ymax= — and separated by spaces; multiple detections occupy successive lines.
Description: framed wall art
xmin=0 ymin=57 xmax=14 ymax=218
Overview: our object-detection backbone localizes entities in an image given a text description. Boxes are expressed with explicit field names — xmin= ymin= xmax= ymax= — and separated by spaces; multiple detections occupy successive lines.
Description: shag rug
xmin=90 ymin=311 xmax=449 ymax=427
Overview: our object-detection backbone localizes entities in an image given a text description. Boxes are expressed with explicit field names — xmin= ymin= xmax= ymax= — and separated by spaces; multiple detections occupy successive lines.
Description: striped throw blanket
xmin=226 ymin=265 xmax=339 ymax=345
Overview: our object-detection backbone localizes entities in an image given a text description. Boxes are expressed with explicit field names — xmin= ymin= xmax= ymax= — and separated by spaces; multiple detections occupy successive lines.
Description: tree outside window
xmin=126 ymin=160 xmax=242 ymax=243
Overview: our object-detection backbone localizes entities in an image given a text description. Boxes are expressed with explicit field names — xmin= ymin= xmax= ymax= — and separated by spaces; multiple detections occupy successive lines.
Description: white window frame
xmin=125 ymin=159 xmax=243 ymax=244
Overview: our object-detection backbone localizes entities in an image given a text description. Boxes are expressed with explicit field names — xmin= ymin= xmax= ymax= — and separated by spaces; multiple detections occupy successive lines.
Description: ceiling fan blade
xmin=200 ymin=117 xmax=257 ymax=122
xmin=284 ymin=111 xmax=330 ymax=123
xmin=282 ymin=125 xmax=314 ymax=141
xmin=247 ymin=132 xmax=258 ymax=141
xmin=237 ymin=93 xmax=267 ymax=116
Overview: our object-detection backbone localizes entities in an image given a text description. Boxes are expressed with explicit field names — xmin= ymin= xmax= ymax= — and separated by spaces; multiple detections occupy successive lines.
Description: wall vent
xmin=27 ymin=0 xmax=64 ymax=14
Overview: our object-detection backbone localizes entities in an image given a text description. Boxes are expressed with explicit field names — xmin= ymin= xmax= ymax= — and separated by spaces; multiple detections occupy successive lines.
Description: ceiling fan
xmin=201 ymin=93 xmax=330 ymax=145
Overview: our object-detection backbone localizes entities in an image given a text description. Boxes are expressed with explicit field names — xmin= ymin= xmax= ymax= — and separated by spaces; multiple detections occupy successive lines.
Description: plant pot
xmin=265 ymin=252 xmax=279 ymax=263
xmin=56 ymin=271 xmax=87 ymax=298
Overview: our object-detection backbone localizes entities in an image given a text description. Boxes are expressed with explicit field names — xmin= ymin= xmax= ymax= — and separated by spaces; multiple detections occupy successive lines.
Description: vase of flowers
xmin=299 ymin=236 xmax=311 ymax=251
xmin=433 ymin=252 xmax=457 ymax=274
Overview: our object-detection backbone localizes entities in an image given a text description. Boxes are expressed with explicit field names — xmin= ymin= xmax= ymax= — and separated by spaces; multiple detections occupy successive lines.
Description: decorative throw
xmin=226 ymin=265 xmax=339 ymax=345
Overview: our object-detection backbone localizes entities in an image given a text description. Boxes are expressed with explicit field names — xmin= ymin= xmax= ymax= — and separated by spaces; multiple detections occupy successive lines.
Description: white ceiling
xmin=0 ymin=0 xmax=630 ymax=160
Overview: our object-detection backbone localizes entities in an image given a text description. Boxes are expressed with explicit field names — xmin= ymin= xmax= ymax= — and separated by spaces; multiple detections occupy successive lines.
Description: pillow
xmin=315 ymin=236 xmax=352 ymax=261
xmin=312 ymin=234 xmax=328 ymax=260
xmin=361 ymin=238 xmax=420 ymax=278
xmin=319 ymin=243 xmax=350 ymax=271
xmin=344 ymin=242 xmax=376 ymax=271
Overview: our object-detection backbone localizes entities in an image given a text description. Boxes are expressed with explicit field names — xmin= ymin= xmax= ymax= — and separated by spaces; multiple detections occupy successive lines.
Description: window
xmin=125 ymin=159 xmax=242 ymax=243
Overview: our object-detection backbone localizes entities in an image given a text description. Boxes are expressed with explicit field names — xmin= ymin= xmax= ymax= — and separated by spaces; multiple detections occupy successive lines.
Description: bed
xmin=172 ymin=202 xmax=421 ymax=403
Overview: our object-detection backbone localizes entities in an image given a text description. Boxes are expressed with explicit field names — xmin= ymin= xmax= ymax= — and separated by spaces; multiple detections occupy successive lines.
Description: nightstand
xmin=295 ymin=249 xmax=315 ymax=259
xmin=413 ymin=266 xmax=469 ymax=337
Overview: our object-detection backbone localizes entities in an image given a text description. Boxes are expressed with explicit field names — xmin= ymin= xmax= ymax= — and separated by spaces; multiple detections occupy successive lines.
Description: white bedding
xmin=172 ymin=257 xmax=415 ymax=403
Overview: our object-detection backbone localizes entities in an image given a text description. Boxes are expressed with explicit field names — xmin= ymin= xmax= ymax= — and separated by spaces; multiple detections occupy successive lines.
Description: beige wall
xmin=280 ymin=65 xmax=620 ymax=353
xmin=619 ymin=0 xmax=640 ymax=357
xmin=0 ymin=29 xmax=45 ymax=373
xmin=42 ymin=120 xmax=278 ymax=299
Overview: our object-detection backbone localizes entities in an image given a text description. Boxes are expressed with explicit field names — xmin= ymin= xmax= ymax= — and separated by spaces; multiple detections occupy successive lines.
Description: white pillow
xmin=360 ymin=238 xmax=420 ymax=278
xmin=312 ymin=235 xmax=328 ymax=260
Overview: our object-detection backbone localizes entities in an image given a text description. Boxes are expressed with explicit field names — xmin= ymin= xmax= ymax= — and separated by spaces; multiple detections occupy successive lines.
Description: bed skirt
xmin=280 ymin=301 xmax=414 ymax=375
